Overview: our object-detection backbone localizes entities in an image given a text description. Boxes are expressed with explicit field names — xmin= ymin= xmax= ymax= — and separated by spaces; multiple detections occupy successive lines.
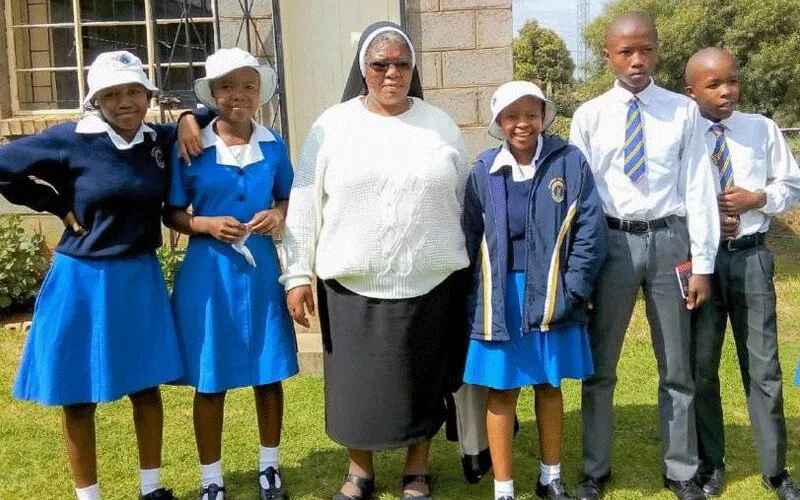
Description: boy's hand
xmin=247 ymin=209 xmax=284 ymax=237
xmin=62 ymin=211 xmax=87 ymax=236
xmin=718 ymin=187 xmax=766 ymax=216
xmin=720 ymin=212 xmax=740 ymax=239
xmin=686 ymin=274 xmax=710 ymax=310
xmin=287 ymin=285 xmax=315 ymax=328
xmin=177 ymin=114 xmax=204 ymax=164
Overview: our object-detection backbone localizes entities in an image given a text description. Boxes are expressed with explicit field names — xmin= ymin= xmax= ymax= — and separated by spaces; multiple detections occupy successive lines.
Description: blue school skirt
xmin=170 ymin=235 xmax=298 ymax=393
xmin=463 ymin=272 xmax=594 ymax=390
xmin=13 ymin=252 xmax=183 ymax=406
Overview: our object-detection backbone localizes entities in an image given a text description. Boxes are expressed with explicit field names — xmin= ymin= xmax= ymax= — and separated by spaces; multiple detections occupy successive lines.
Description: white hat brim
xmin=193 ymin=65 xmax=277 ymax=110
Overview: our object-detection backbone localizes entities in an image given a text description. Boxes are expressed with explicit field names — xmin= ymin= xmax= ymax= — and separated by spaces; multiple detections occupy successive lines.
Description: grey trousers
xmin=454 ymin=384 xmax=489 ymax=456
xmin=693 ymin=244 xmax=787 ymax=477
xmin=581 ymin=216 xmax=699 ymax=481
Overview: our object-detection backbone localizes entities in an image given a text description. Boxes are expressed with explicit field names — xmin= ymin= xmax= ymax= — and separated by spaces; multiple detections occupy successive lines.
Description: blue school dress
xmin=463 ymin=170 xmax=594 ymax=390
xmin=168 ymin=120 xmax=299 ymax=393
xmin=1 ymin=115 xmax=183 ymax=406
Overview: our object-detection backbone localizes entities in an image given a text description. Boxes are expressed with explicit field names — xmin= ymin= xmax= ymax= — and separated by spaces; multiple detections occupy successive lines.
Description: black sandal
xmin=332 ymin=473 xmax=376 ymax=500
xmin=259 ymin=466 xmax=287 ymax=499
xmin=198 ymin=483 xmax=224 ymax=500
xmin=401 ymin=474 xmax=432 ymax=500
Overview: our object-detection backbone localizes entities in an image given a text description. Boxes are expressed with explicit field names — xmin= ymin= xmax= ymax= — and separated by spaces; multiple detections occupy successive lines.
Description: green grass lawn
xmin=3 ymin=238 xmax=800 ymax=499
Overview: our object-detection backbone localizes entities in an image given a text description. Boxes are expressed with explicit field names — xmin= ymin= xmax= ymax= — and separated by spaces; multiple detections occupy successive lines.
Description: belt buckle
xmin=726 ymin=238 xmax=736 ymax=251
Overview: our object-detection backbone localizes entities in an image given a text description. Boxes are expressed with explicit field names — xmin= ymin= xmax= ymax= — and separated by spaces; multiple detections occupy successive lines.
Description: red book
xmin=675 ymin=260 xmax=692 ymax=299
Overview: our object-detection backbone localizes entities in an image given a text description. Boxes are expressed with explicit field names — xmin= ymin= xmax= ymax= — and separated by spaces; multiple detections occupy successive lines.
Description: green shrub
xmin=0 ymin=215 xmax=48 ymax=310
xmin=156 ymin=244 xmax=184 ymax=292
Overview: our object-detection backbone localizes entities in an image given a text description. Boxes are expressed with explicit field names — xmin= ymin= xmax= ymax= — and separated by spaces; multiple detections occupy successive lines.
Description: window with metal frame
xmin=4 ymin=0 xmax=215 ymax=113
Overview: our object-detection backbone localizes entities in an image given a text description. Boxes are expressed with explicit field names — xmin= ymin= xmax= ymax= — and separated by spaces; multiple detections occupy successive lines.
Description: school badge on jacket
xmin=549 ymin=177 xmax=565 ymax=203
xmin=151 ymin=146 xmax=165 ymax=169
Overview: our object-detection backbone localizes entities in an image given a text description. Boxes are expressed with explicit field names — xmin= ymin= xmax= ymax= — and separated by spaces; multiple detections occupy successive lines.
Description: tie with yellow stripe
xmin=710 ymin=123 xmax=733 ymax=190
xmin=624 ymin=97 xmax=646 ymax=182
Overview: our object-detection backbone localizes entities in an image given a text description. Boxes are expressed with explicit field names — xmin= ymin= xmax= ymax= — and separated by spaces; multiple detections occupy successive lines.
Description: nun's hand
xmin=62 ymin=211 xmax=87 ymax=236
xmin=247 ymin=208 xmax=284 ymax=237
xmin=287 ymin=285 xmax=315 ymax=328
xmin=177 ymin=114 xmax=204 ymax=164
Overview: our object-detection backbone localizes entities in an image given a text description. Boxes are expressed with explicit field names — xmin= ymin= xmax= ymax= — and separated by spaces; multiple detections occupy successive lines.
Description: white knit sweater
xmin=280 ymin=96 xmax=470 ymax=299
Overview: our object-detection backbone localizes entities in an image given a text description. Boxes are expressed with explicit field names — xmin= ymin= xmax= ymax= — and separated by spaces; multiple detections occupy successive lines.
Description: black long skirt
xmin=318 ymin=271 xmax=468 ymax=450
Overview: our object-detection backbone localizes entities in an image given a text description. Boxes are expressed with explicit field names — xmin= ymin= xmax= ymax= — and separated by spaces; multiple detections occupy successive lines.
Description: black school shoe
xmin=461 ymin=448 xmax=492 ymax=484
xmin=696 ymin=465 xmax=725 ymax=497
xmin=663 ymin=476 xmax=706 ymax=500
xmin=198 ymin=483 xmax=224 ymax=500
xmin=140 ymin=488 xmax=174 ymax=500
xmin=575 ymin=474 xmax=610 ymax=500
xmin=763 ymin=470 xmax=800 ymax=500
xmin=259 ymin=466 xmax=287 ymax=499
xmin=535 ymin=478 xmax=575 ymax=499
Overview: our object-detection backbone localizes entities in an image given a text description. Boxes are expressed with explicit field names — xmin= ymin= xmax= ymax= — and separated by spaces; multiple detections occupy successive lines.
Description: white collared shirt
xmin=488 ymin=136 xmax=543 ymax=182
xmin=703 ymin=111 xmax=800 ymax=236
xmin=569 ymin=80 xmax=720 ymax=273
xmin=200 ymin=118 xmax=276 ymax=168
xmin=75 ymin=112 xmax=156 ymax=150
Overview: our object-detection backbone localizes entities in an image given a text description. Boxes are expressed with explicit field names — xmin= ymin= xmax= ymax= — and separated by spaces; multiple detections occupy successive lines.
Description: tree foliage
xmin=514 ymin=20 xmax=575 ymax=87
xmin=580 ymin=0 xmax=800 ymax=126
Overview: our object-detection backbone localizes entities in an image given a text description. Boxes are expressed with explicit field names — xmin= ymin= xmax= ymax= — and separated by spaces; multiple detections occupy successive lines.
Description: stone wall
xmin=406 ymin=0 xmax=513 ymax=160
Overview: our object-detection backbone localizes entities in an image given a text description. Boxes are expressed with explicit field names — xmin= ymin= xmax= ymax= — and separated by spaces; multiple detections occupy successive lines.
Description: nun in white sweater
xmin=280 ymin=21 xmax=470 ymax=500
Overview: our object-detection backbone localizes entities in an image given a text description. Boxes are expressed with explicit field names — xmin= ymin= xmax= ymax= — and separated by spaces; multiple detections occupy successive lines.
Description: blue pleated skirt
xmin=13 ymin=252 xmax=183 ymax=406
xmin=171 ymin=235 xmax=298 ymax=393
xmin=463 ymin=272 xmax=594 ymax=390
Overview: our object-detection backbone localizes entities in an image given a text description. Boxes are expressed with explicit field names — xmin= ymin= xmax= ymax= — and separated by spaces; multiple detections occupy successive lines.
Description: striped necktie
xmin=710 ymin=123 xmax=733 ymax=190
xmin=624 ymin=96 xmax=646 ymax=182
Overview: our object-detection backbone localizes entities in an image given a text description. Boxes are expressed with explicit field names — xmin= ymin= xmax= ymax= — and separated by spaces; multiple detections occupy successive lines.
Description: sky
xmin=512 ymin=0 xmax=611 ymax=68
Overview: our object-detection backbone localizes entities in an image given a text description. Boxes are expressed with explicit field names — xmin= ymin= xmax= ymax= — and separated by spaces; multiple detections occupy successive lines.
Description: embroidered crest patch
xmin=549 ymin=177 xmax=565 ymax=203
xmin=151 ymin=147 xmax=165 ymax=169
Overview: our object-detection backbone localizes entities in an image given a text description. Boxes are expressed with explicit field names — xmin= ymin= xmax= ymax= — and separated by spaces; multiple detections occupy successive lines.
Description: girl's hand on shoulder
xmin=287 ymin=285 xmax=315 ymax=328
xmin=177 ymin=114 xmax=204 ymax=164
xmin=247 ymin=209 xmax=284 ymax=237
xmin=195 ymin=216 xmax=247 ymax=243
xmin=62 ymin=211 xmax=87 ymax=236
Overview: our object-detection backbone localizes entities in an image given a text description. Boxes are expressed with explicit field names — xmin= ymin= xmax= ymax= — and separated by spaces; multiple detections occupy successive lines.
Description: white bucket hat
xmin=83 ymin=51 xmax=158 ymax=110
xmin=488 ymin=81 xmax=557 ymax=140
xmin=193 ymin=48 xmax=277 ymax=110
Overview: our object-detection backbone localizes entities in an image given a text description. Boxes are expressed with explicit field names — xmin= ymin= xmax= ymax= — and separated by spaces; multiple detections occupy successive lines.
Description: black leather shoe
xmin=141 ymin=488 xmax=175 ymax=500
xmin=697 ymin=466 xmax=724 ymax=497
xmin=461 ymin=448 xmax=492 ymax=484
xmin=198 ymin=484 xmax=224 ymax=500
xmin=535 ymin=478 xmax=575 ymax=499
xmin=333 ymin=473 xmax=375 ymax=500
xmin=575 ymin=474 xmax=610 ymax=500
xmin=259 ymin=466 xmax=287 ymax=499
xmin=497 ymin=497 xmax=514 ymax=500
xmin=663 ymin=476 xmax=706 ymax=500
xmin=763 ymin=471 xmax=800 ymax=500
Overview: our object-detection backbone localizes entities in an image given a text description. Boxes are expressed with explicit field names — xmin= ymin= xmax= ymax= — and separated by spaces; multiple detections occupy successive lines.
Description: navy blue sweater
xmin=0 ymin=122 xmax=177 ymax=258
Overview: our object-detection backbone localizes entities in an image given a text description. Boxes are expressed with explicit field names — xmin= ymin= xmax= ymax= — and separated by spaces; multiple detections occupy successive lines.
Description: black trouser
xmin=693 ymin=244 xmax=787 ymax=476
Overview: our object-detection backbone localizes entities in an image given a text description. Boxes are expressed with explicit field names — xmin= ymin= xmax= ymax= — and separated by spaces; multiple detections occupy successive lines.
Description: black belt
xmin=720 ymin=232 xmax=765 ymax=251
xmin=606 ymin=216 xmax=669 ymax=233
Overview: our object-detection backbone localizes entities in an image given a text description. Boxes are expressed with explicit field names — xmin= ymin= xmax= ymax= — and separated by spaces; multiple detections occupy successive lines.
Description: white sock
xmin=494 ymin=479 xmax=514 ymax=499
xmin=76 ymin=483 xmax=100 ymax=500
xmin=259 ymin=446 xmax=282 ymax=489
xmin=201 ymin=461 xmax=224 ymax=499
xmin=139 ymin=467 xmax=162 ymax=496
xmin=539 ymin=462 xmax=561 ymax=486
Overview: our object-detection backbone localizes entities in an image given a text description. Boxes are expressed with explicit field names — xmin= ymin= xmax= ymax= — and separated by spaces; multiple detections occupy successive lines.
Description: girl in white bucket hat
xmin=0 ymin=50 xmax=215 ymax=500
xmin=163 ymin=47 xmax=296 ymax=500
xmin=460 ymin=81 xmax=608 ymax=500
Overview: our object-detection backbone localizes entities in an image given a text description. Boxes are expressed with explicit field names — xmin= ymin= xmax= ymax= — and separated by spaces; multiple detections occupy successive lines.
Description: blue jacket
xmin=464 ymin=135 xmax=607 ymax=341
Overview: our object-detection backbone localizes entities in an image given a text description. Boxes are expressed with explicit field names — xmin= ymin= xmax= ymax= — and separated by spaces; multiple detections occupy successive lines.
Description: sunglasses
xmin=368 ymin=60 xmax=412 ymax=72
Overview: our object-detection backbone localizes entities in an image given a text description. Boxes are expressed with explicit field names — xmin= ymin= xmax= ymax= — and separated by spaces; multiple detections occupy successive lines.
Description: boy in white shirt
xmin=569 ymin=11 xmax=719 ymax=500
xmin=685 ymin=47 xmax=800 ymax=500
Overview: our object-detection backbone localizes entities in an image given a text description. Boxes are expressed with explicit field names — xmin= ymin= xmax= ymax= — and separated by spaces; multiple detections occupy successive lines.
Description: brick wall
xmin=406 ymin=0 xmax=513 ymax=160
